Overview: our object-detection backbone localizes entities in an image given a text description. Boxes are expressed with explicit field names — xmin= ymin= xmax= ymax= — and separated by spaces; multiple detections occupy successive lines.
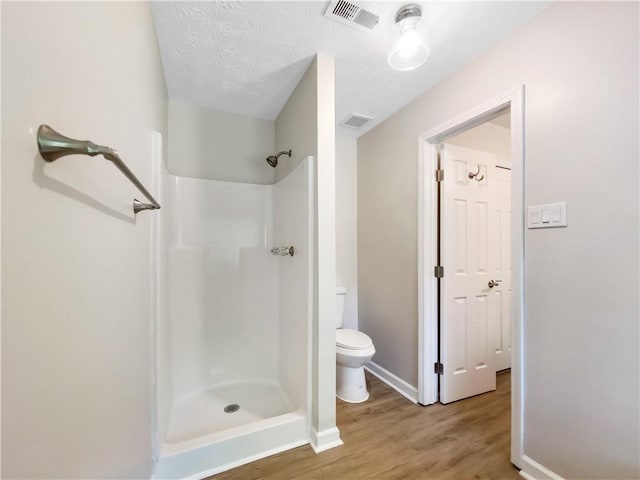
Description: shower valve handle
xmin=271 ymin=246 xmax=295 ymax=257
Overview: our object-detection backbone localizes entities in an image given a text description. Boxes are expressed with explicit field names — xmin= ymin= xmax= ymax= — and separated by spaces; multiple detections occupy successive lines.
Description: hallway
xmin=212 ymin=371 xmax=517 ymax=479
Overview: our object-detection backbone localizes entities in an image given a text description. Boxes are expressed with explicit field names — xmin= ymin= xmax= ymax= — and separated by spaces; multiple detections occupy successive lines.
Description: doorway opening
xmin=417 ymin=87 xmax=525 ymax=468
xmin=436 ymin=111 xmax=512 ymax=403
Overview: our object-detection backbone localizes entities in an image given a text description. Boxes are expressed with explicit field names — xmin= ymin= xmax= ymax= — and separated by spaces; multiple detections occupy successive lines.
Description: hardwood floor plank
xmin=210 ymin=371 xmax=518 ymax=480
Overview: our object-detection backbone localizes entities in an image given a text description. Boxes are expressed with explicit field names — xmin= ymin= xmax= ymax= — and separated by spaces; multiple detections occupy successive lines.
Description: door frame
xmin=417 ymin=86 xmax=525 ymax=468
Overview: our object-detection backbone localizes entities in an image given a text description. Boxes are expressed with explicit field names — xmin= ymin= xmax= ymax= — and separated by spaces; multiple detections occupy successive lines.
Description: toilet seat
xmin=336 ymin=329 xmax=373 ymax=350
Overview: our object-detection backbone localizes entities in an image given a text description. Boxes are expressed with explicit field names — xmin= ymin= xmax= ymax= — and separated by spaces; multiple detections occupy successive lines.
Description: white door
xmin=440 ymin=144 xmax=497 ymax=404
xmin=490 ymin=166 xmax=512 ymax=371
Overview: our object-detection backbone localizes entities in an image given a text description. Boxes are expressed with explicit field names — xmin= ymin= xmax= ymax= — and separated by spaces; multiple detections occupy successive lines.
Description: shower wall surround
xmin=155 ymin=54 xmax=339 ymax=477
xmin=155 ymin=159 xmax=312 ymax=478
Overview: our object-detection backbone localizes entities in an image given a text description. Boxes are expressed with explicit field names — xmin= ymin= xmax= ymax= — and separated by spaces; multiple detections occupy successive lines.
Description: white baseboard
xmin=519 ymin=455 xmax=564 ymax=480
xmin=310 ymin=426 xmax=343 ymax=453
xmin=364 ymin=361 xmax=418 ymax=404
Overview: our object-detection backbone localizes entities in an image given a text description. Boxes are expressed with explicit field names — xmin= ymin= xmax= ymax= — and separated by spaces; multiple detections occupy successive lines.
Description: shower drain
xmin=224 ymin=404 xmax=240 ymax=413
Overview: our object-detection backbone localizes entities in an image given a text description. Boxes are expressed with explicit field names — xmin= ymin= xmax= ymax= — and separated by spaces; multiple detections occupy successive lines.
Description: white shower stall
xmin=154 ymin=158 xmax=314 ymax=478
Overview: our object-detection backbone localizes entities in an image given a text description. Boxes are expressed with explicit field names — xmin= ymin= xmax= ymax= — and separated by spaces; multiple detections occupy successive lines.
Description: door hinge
xmin=434 ymin=265 xmax=444 ymax=278
xmin=435 ymin=169 xmax=444 ymax=182
xmin=434 ymin=362 xmax=444 ymax=375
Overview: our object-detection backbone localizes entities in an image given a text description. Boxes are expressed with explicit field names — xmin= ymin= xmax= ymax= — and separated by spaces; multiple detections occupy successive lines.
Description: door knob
xmin=488 ymin=279 xmax=502 ymax=288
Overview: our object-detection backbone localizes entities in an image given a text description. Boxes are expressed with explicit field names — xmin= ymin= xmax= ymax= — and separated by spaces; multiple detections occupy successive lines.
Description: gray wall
xmin=2 ymin=2 xmax=167 ymax=478
xmin=335 ymin=132 xmax=358 ymax=330
xmin=358 ymin=2 xmax=638 ymax=478
xmin=168 ymin=101 xmax=275 ymax=184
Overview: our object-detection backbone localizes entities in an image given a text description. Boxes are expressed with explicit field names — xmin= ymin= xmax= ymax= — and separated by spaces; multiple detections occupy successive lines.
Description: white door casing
xmin=491 ymin=167 xmax=512 ymax=371
xmin=417 ymin=86 xmax=524 ymax=468
xmin=440 ymin=144 xmax=497 ymax=404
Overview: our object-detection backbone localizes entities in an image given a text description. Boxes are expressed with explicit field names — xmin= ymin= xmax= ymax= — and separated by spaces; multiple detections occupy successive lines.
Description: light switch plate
xmin=528 ymin=202 xmax=567 ymax=229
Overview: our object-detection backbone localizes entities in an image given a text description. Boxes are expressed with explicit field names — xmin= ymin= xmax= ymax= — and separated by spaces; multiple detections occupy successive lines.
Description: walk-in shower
xmin=266 ymin=149 xmax=292 ymax=168
xmin=154 ymin=157 xmax=314 ymax=478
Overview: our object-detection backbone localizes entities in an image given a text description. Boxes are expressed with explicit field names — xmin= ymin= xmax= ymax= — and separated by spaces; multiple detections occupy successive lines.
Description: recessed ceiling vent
xmin=342 ymin=113 xmax=373 ymax=129
xmin=324 ymin=0 xmax=380 ymax=33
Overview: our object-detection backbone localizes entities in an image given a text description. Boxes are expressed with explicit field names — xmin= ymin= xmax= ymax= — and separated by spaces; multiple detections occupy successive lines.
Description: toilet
xmin=335 ymin=287 xmax=376 ymax=403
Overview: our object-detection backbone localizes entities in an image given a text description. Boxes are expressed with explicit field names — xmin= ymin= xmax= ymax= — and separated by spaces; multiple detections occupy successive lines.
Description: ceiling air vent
xmin=342 ymin=113 xmax=373 ymax=129
xmin=324 ymin=0 xmax=380 ymax=33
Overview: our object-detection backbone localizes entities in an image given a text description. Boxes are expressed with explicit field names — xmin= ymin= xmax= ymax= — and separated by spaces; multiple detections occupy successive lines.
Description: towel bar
xmin=37 ymin=124 xmax=160 ymax=214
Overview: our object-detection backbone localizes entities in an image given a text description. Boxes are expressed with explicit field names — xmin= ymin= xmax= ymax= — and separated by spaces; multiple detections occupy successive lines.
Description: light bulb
xmin=398 ymin=30 xmax=420 ymax=56
xmin=388 ymin=27 xmax=429 ymax=71
xmin=388 ymin=4 xmax=429 ymax=72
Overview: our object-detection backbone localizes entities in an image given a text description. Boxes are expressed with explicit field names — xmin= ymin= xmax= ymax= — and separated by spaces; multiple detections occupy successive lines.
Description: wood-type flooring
xmin=211 ymin=370 xmax=518 ymax=480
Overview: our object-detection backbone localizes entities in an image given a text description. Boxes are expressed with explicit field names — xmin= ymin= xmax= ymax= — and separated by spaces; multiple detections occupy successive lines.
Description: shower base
xmin=166 ymin=379 xmax=295 ymax=444
xmin=155 ymin=380 xmax=308 ymax=479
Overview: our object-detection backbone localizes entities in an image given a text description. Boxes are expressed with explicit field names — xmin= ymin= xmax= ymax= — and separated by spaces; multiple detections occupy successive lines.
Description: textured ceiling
xmin=152 ymin=1 xmax=548 ymax=137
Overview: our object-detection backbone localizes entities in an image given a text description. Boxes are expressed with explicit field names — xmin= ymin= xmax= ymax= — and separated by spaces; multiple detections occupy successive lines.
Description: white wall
xmin=312 ymin=54 xmax=339 ymax=447
xmin=358 ymin=2 xmax=638 ymax=478
xmin=335 ymin=132 xmax=358 ymax=330
xmin=274 ymin=55 xmax=340 ymax=449
xmin=1 ymin=2 xmax=167 ymax=478
xmin=168 ymin=101 xmax=275 ymax=184
xmin=276 ymin=62 xmax=357 ymax=344
xmin=274 ymin=59 xmax=318 ymax=182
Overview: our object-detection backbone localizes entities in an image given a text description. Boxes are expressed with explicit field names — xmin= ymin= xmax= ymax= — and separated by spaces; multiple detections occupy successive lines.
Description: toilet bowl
xmin=335 ymin=287 xmax=375 ymax=403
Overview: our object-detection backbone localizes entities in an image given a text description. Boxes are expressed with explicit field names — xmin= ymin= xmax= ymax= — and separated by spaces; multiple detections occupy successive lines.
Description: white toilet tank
xmin=336 ymin=286 xmax=347 ymax=329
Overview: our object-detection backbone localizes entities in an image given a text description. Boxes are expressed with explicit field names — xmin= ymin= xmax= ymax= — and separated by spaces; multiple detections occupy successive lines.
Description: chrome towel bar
xmin=36 ymin=124 xmax=161 ymax=214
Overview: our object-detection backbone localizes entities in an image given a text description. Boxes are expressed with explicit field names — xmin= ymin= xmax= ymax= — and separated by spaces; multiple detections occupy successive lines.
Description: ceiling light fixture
xmin=388 ymin=4 xmax=429 ymax=72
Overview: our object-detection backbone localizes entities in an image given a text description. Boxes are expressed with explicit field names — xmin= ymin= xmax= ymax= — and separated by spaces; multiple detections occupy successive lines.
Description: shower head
xmin=266 ymin=155 xmax=278 ymax=168
xmin=266 ymin=149 xmax=291 ymax=168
